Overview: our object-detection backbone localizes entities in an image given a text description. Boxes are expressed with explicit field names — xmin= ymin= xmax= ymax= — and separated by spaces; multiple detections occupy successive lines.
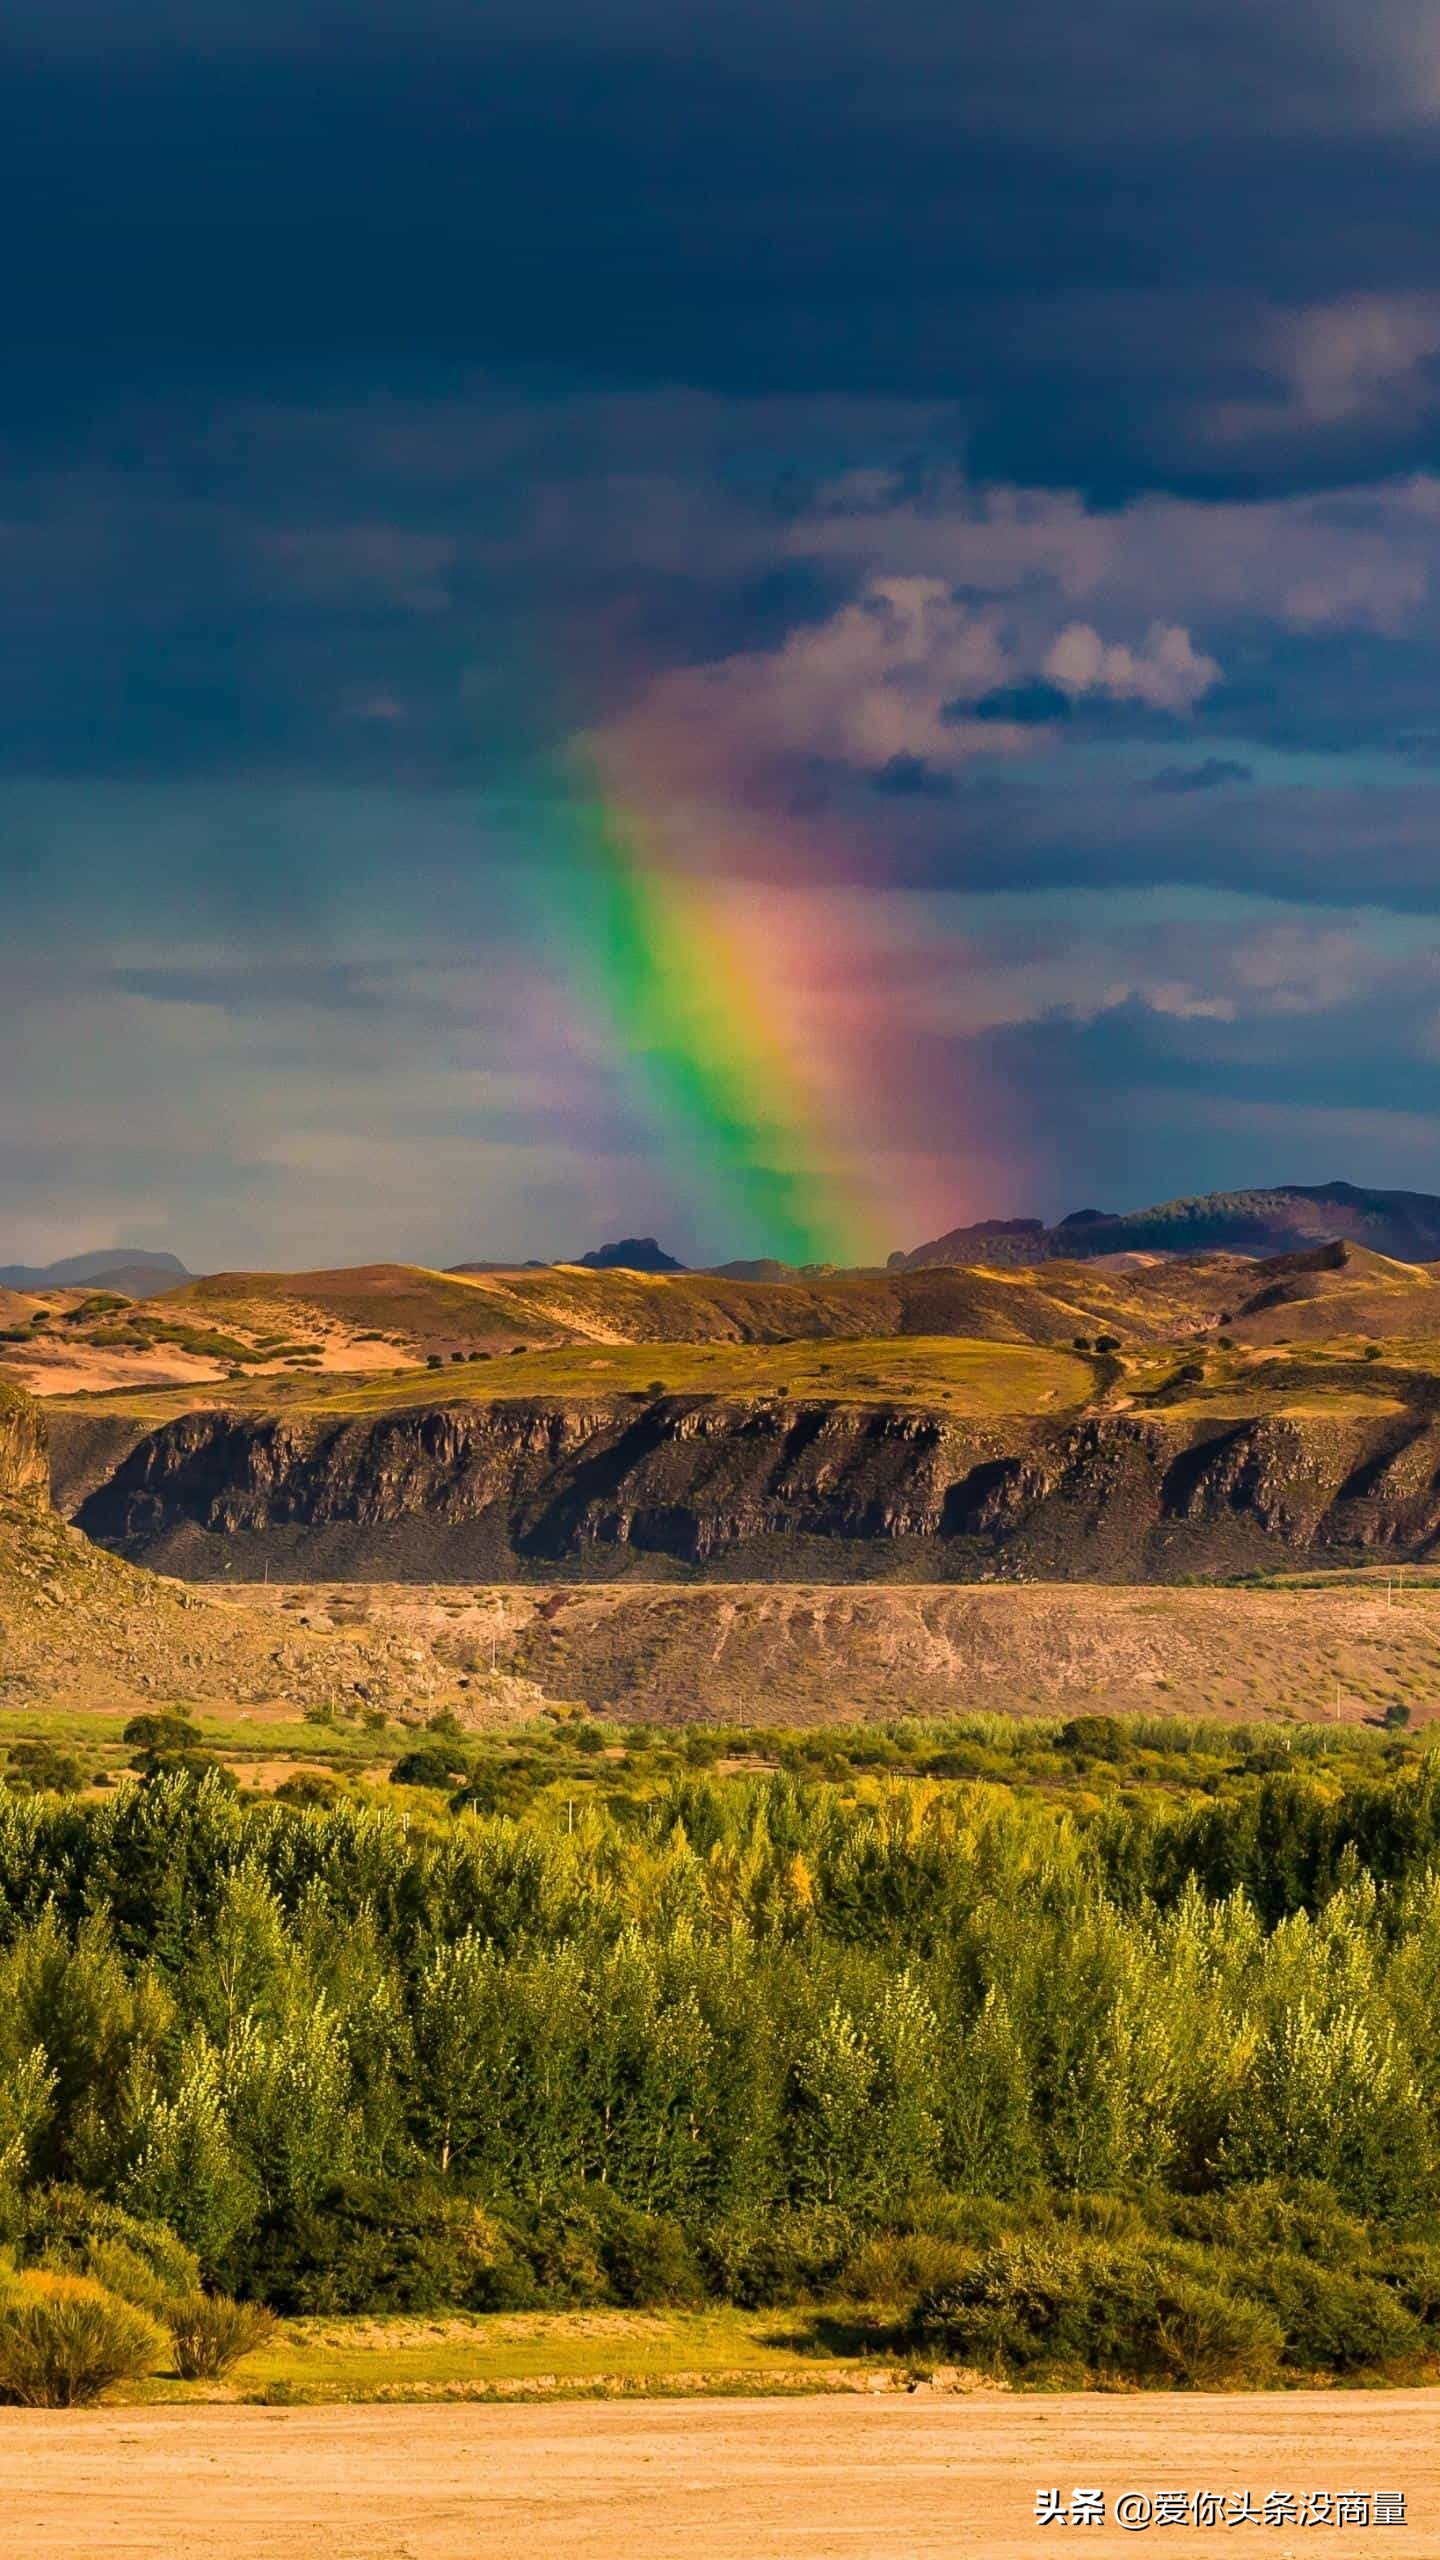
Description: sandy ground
xmin=1 ymin=2391 xmax=1434 ymax=2560
xmin=12 ymin=1336 xmax=407 ymax=1398
xmin=9 ymin=1347 xmax=233 ymax=1396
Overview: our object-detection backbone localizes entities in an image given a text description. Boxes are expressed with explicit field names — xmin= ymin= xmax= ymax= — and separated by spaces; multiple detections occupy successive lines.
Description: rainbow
xmin=548 ymin=755 xmax=885 ymax=1267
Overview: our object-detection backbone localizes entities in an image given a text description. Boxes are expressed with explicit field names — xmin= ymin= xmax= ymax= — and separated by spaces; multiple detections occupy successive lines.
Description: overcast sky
xmin=8 ymin=0 xmax=1440 ymax=1267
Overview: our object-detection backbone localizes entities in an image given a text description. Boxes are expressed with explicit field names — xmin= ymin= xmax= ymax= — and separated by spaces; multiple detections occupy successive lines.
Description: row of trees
xmin=0 ymin=1764 xmax=1436 ymax=2300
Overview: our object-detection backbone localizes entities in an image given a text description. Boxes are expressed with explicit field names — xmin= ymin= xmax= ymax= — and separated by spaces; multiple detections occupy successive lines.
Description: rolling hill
xmin=0 ymin=1249 xmax=189 ymax=1297
xmin=12 ymin=1238 xmax=1440 ymax=1411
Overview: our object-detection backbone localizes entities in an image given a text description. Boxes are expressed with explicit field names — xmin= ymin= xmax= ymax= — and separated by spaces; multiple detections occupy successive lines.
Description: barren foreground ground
xmin=2 ymin=2392 xmax=1434 ymax=2560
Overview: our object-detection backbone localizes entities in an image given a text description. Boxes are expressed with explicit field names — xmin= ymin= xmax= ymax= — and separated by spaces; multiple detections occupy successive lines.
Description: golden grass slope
xmin=54 ymin=1332 xmax=1099 ymax=1427
xmin=20 ymin=1237 xmax=1440 ymax=1418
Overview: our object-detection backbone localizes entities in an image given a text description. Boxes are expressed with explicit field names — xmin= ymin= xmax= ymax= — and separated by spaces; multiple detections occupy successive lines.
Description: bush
xmin=450 ymin=1765 xmax=532 ymax=1819
xmin=4 ymin=1743 xmax=88 ymax=1796
xmin=167 ymin=2292 xmax=277 ymax=2379
xmin=1058 ymin=1715 xmax=1127 ymax=1761
xmin=274 ymin=1772 xmax=342 ymax=1808
xmin=586 ymin=2196 xmax=702 ymax=2306
xmin=235 ymin=2177 xmax=487 ymax=2316
xmin=18 ymin=2189 xmax=200 ymax=2304
xmin=698 ymin=2208 xmax=857 ymax=2309
xmin=122 ymin=1713 xmax=201 ymax=1754
xmin=912 ymin=2232 xmax=1283 ymax=2388
xmin=1162 ymin=2179 xmax=1367 ymax=2266
xmin=0 ymin=2274 xmax=164 ymax=2405
xmin=84 ymin=2237 xmax=186 ymax=2317
xmin=843 ymin=2230 xmax=974 ymax=2307
xmin=392 ymin=1748 xmax=468 ymax=1789
xmin=1241 ymin=2255 xmax=1425 ymax=2374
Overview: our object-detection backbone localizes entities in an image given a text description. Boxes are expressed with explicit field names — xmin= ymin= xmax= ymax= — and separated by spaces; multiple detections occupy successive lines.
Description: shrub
xmin=698 ymin=2208 xmax=858 ymax=2309
xmin=1162 ymin=2179 xmax=1367 ymax=2266
xmin=122 ymin=1713 xmax=201 ymax=1753
xmin=0 ymin=2274 xmax=164 ymax=2405
xmin=843 ymin=2230 xmax=974 ymax=2307
xmin=392 ymin=1748 xmax=468 ymax=1789
xmin=1058 ymin=1715 xmax=1127 ymax=1761
xmin=1241 ymin=2255 xmax=1425 ymax=2374
xmin=5 ymin=1743 xmax=88 ymax=1796
xmin=591 ymin=2198 xmax=701 ymax=2307
xmin=19 ymin=2190 xmax=200 ymax=2305
xmin=450 ymin=1765 xmax=532 ymax=1818
xmin=510 ymin=2189 xmax=699 ymax=2308
xmin=912 ymin=2232 xmax=1283 ymax=2388
xmin=274 ymin=1772 xmax=341 ymax=1808
xmin=236 ymin=2177 xmax=483 ymax=2316
xmin=167 ymin=2292 xmax=277 ymax=2379
xmin=135 ymin=1750 xmax=237 ymax=1788
xmin=84 ymin=2237 xmax=184 ymax=2317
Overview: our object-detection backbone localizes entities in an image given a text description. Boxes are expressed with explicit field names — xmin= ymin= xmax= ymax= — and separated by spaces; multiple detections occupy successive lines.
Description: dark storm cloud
xmin=5 ymin=0 xmax=1440 ymax=495
xmin=8 ymin=0 xmax=1440 ymax=1256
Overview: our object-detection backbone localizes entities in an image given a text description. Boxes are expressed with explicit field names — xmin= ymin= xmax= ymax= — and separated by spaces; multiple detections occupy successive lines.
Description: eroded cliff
xmin=54 ymin=1393 xmax=1440 ymax=1581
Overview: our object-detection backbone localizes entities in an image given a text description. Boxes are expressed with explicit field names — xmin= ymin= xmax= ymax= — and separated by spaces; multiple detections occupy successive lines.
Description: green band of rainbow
xmin=556 ymin=768 xmax=878 ymax=1266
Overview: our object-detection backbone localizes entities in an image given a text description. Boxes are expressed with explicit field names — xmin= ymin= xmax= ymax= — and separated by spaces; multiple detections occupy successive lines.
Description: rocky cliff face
xmin=0 ymin=1379 xmax=48 ymax=1506
xmin=56 ymin=1394 xmax=1440 ymax=1581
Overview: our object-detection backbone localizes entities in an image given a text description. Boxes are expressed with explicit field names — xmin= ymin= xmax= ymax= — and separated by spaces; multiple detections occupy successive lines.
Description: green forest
xmin=2 ymin=1744 xmax=1440 ymax=2390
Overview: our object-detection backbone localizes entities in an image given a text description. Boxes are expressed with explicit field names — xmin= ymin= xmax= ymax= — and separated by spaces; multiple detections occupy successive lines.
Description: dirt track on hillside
xmin=2 ymin=2391 xmax=1435 ymax=2559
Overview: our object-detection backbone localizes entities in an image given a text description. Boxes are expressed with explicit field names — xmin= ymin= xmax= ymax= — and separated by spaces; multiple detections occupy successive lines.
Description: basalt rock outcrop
xmin=54 ymin=1394 xmax=1440 ymax=1582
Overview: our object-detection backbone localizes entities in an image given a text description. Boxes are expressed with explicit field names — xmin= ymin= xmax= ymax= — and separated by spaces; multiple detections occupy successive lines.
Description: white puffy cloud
xmin=623 ymin=576 xmax=1012 ymax=773
xmin=616 ymin=581 xmax=1219 ymax=781
xmin=1042 ymin=619 xmax=1219 ymax=710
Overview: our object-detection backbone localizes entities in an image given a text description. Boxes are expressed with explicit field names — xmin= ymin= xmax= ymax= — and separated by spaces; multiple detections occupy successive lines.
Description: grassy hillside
xmin=17 ymin=1237 xmax=1440 ymax=1431
xmin=165 ymin=1257 xmax=1213 ymax=1353
xmin=51 ymin=1332 xmax=1097 ymax=1426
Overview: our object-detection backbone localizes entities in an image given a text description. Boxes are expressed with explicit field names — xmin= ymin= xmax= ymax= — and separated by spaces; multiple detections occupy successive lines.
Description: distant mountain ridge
xmin=575 ymin=1238 xmax=686 ymax=1272
xmin=892 ymin=1183 xmax=1440 ymax=1270
xmin=0 ymin=1249 xmax=189 ymax=1298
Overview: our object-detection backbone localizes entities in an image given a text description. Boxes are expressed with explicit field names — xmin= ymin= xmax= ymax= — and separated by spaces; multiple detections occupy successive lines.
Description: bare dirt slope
xmin=0 ymin=1499 xmax=538 ymax=1721
xmin=2 ymin=2392 xmax=1433 ymax=2560
xmin=212 ymin=1573 xmax=1440 ymax=1725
